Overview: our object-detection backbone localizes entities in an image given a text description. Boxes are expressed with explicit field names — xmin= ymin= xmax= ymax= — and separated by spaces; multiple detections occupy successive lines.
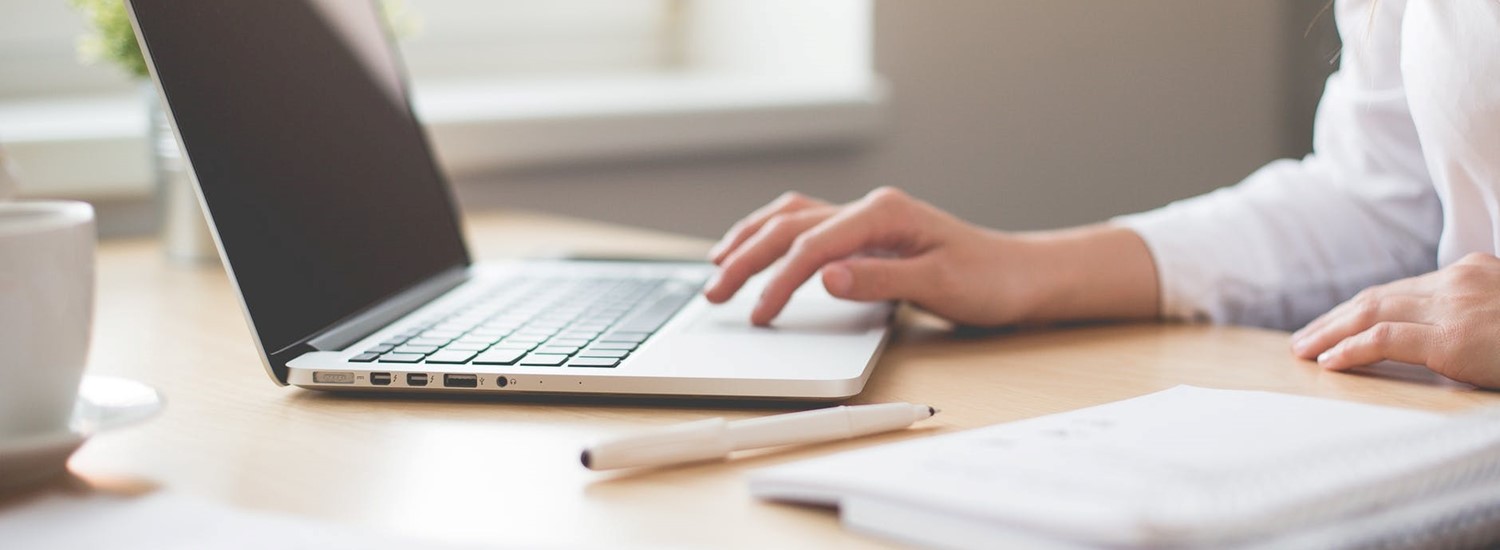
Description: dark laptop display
xmin=127 ymin=0 xmax=891 ymax=400
xmin=128 ymin=1 xmax=468 ymax=359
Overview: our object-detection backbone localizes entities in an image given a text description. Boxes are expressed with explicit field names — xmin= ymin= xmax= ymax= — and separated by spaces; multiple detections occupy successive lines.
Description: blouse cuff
xmin=1111 ymin=208 xmax=1219 ymax=323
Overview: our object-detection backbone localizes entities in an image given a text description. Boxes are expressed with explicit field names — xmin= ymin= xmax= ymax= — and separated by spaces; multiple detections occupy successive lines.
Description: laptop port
xmin=496 ymin=377 xmax=508 ymax=388
xmin=313 ymin=371 xmax=355 ymax=384
xmin=406 ymin=373 xmax=429 ymax=386
xmin=369 ymin=372 xmax=392 ymax=386
xmin=443 ymin=374 xmax=478 ymax=388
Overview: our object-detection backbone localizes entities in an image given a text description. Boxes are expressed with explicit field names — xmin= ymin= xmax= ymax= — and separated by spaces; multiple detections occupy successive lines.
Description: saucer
xmin=0 ymin=376 xmax=163 ymax=490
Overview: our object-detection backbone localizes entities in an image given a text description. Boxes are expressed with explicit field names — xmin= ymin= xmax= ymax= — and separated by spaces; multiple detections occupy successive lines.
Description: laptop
xmin=124 ymin=0 xmax=892 ymax=400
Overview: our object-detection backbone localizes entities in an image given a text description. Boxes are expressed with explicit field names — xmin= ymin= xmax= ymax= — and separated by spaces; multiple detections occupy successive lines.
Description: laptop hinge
xmin=304 ymin=266 xmax=471 ymax=352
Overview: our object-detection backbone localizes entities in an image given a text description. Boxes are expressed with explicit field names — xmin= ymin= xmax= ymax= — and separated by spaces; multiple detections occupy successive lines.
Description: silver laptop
xmin=125 ymin=0 xmax=891 ymax=400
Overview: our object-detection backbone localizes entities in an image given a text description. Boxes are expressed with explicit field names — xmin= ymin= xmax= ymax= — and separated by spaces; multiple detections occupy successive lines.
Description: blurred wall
xmin=458 ymin=1 xmax=1341 ymax=238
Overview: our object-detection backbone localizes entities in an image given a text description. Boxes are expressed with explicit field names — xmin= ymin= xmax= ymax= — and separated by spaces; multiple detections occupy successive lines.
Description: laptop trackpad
xmin=688 ymin=279 xmax=888 ymax=335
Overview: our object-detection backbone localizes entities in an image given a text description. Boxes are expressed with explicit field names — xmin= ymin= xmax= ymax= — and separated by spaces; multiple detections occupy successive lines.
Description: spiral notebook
xmin=750 ymin=386 xmax=1500 ymax=549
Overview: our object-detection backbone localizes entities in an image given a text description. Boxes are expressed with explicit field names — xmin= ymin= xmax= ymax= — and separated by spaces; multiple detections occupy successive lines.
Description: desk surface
xmin=48 ymin=211 xmax=1500 ymax=548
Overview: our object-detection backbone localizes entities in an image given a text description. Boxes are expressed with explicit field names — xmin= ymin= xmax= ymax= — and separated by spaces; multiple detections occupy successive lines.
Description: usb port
xmin=406 ymin=373 xmax=429 ymax=386
xmin=369 ymin=372 xmax=392 ymax=386
xmin=443 ymin=374 xmax=478 ymax=388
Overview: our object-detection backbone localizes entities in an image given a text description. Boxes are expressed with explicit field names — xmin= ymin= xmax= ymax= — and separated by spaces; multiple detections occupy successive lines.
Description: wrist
xmin=1007 ymin=224 xmax=1160 ymax=323
xmin=960 ymin=228 xmax=1057 ymax=324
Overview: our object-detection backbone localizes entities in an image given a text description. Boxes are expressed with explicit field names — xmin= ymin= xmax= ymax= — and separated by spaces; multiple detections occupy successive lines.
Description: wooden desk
xmin=51 ymin=212 xmax=1500 ymax=548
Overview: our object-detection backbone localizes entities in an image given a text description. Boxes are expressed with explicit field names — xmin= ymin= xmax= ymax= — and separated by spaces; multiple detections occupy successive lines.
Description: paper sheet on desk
xmin=0 ymin=491 xmax=491 ymax=550
xmin=750 ymin=385 xmax=1470 ymax=549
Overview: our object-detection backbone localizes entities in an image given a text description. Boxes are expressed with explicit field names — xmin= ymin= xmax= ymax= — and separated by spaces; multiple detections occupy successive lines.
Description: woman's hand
xmin=1291 ymin=253 xmax=1500 ymax=389
xmin=703 ymin=187 xmax=1161 ymax=327
xmin=704 ymin=188 xmax=1027 ymax=326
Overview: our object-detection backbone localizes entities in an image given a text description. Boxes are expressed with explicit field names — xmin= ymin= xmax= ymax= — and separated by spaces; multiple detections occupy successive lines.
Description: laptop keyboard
xmin=349 ymin=274 xmax=703 ymax=369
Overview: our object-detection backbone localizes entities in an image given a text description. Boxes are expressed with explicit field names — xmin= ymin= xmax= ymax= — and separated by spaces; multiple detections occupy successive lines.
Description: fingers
xmin=1316 ymin=322 xmax=1437 ymax=371
xmin=704 ymin=206 xmax=836 ymax=303
xmin=1290 ymin=294 xmax=1428 ymax=359
xmin=1291 ymin=275 xmax=1443 ymax=351
xmin=821 ymin=256 xmax=936 ymax=302
xmin=709 ymin=192 xmax=829 ymax=265
xmin=752 ymin=189 xmax=923 ymax=325
xmin=1298 ymin=258 xmax=1500 ymax=387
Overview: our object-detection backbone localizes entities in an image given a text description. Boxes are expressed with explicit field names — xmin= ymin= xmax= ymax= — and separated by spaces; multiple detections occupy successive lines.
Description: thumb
xmin=821 ymin=256 xmax=932 ymax=302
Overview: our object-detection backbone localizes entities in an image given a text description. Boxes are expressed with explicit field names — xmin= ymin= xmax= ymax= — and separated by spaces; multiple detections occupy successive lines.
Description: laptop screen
xmin=128 ymin=0 xmax=470 ymax=357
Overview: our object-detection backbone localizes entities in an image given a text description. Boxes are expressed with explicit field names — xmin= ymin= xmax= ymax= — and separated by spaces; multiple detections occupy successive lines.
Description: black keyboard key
xmin=457 ymin=334 xmax=501 ymax=344
xmin=473 ymin=349 xmax=526 ymax=365
xmin=577 ymin=348 xmax=629 ymax=358
xmin=568 ymin=357 xmax=620 ymax=368
xmin=379 ymin=353 xmax=425 ymax=363
xmin=502 ymin=335 xmax=547 ymax=344
xmin=515 ymin=328 xmax=559 ymax=337
xmin=426 ymin=350 xmax=478 ymax=364
xmin=350 ymin=352 xmax=381 ymax=362
xmin=394 ymin=344 xmax=439 ymax=355
xmin=519 ymin=354 xmax=569 ymax=366
xmin=614 ymin=289 xmax=695 ymax=333
xmin=599 ymin=332 xmax=650 ymax=343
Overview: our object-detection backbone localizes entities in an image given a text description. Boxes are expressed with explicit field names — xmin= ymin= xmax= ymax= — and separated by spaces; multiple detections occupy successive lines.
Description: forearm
xmin=1007 ymin=224 xmax=1161 ymax=323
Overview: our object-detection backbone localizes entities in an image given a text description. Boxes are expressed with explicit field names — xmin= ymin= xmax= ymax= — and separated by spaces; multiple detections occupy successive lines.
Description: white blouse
xmin=1116 ymin=0 xmax=1500 ymax=330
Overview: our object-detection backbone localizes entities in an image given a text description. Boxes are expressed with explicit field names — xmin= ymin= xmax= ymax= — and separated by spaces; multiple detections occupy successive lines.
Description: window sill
xmin=0 ymin=74 xmax=887 ymax=199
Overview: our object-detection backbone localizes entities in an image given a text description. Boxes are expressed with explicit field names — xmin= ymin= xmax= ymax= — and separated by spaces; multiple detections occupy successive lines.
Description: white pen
xmin=581 ymin=402 xmax=937 ymax=470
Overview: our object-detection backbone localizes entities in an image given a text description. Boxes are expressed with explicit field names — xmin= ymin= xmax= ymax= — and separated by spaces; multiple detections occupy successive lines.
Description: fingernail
xmin=1317 ymin=350 xmax=1333 ymax=365
xmin=750 ymin=301 xmax=771 ymax=326
xmin=823 ymin=264 xmax=853 ymax=296
xmin=702 ymin=272 xmax=723 ymax=300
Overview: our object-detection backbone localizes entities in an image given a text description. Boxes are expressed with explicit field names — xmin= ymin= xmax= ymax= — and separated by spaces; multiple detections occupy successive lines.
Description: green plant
xmin=69 ymin=0 xmax=147 ymax=78
xmin=68 ymin=0 xmax=420 ymax=80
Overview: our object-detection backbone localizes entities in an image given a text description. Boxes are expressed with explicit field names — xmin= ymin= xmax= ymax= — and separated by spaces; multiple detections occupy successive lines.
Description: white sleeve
xmin=1113 ymin=0 xmax=1441 ymax=331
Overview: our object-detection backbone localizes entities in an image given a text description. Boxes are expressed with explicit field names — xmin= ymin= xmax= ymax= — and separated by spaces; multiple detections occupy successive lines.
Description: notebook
xmin=750 ymin=386 xmax=1500 ymax=549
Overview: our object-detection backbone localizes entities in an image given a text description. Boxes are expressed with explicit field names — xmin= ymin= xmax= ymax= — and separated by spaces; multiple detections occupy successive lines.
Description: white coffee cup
xmin=0 ymin=201 xmax=95 ymax=440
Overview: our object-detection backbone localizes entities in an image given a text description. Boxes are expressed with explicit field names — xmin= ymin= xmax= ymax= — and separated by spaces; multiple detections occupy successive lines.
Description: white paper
xmin=0 ymin=491 xmax=493 ymax=550
xmin=751 ymin=385 xmax=1453 ymax=547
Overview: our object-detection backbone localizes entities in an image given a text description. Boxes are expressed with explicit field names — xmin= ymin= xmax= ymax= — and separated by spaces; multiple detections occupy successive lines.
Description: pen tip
xmin=580 ymin=450 xmax=593 ymax=469
xmin=928 ymin=406 xmax=938 ymax=417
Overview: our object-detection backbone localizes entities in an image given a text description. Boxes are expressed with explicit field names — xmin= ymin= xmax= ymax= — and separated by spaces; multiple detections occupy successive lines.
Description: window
xmin=399 ymin=0 xmax=680 ymax=80
xmin=0 ymin=0 xmax=881 ymax=198
xmin=0 ymin=0 xmax=681 ymax=97
xmin=0 ymin=0 xmax=127 ymax=98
